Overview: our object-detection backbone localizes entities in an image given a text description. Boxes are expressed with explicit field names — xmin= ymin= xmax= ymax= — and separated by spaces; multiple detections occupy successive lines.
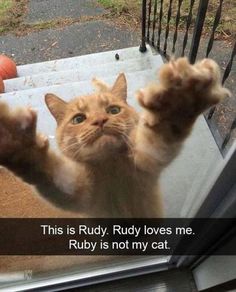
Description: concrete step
xmin=0 ymin=69 xmax=157 ymax=146
xmin=16 ymin=46 xmax=156 ymax=77
xmin=4 ymin=55 xmax=162 ymax=93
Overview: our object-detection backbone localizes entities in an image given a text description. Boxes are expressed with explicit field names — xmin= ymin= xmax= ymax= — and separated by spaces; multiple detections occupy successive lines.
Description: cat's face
xmin=45 ymin=74 xmax=138 ymax=162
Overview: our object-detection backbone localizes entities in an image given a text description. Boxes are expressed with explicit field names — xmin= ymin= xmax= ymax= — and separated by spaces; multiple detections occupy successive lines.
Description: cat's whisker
xmin=60 ymin=141 xmax=80 ymax=154
xmin=61 ymin=144 xmax=78 ymax=154
xmin=79 ymin=129 xmax=98 ymax=145
xmin=121 ymin=132 xmax=133 ymax=146
xmin=121 ymin=134 xmax=135 ymax=159
xmin=61 ymin=141 xmax=79 ymax=149
xmin=72 ymin=144 xmax=84 ymax=160
xmin=118 ymin=130 xmax=134 ymax=153
xmin=79 ymin=129 xmax=94 ymax=139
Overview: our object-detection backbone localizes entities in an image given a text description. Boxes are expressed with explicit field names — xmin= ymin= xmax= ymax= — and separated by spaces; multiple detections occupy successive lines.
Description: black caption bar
xmin=0 ymin=218 xmax=235 ymax=255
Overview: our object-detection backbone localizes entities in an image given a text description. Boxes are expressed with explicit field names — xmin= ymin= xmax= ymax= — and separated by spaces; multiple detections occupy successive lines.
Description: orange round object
xmin=0 ymin=76 xmax=4 ymax=93
xmin=0 ymin=55 xmax=17 ymax=80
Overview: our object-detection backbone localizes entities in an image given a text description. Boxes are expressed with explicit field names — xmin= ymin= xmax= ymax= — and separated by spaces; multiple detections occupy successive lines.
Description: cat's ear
xmin=111 ymin=73 xmax=127 ymax=100
xmin=45 ymin=93 xmax=67 ymax=123
xmin=92 ymin=77 xmax=110 ymax=93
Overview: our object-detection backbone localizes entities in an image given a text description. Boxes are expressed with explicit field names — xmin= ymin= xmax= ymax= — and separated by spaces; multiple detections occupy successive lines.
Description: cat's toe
xmin=36 ymin=133 xmax=49 ymax=149
xmin=136 ymin=85 xmax=164 ymax=110
xmin=199 ymin=58 xmax=219 ymax=73
xmin=159 ymin=57 xmax=220 ymax=91
xmin=159 ymin=57 xmax=195 ymax=88
xmin=159 ymin=59 xmax=181 ymax=87
xmin=15 ymin=107 xmax=37 ymax=131
xmin=136 ymin=88 xmax=146 ymax=107
xmin=195 ymin=59 xmax=222 ymax=86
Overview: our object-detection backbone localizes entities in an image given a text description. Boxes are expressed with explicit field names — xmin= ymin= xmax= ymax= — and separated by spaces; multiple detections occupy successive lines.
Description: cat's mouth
xmin=96 ymin=131 xmax=118 ymax=142
xmin=89 ymin=128 xmax=121 ymax=145
xmin=75 ymin=128 xmax=128 ymax=161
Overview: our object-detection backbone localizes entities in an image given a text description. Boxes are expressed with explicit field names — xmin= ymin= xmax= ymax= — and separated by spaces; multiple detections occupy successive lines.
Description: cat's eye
xmin=106 ymin=105 xmax=121 ymax=115
xmin=72 ymin=114 xmax=86 ymax=124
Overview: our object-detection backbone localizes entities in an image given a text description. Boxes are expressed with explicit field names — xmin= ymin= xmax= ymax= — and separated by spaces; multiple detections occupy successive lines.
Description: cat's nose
xmin=91 ymin=117 xmax=108 ymax=127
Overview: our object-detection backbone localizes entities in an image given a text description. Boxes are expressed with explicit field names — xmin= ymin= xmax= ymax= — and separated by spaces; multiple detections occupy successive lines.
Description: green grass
xmin=0 ymin=0 xmax=28 ymax=34
xmin=98 ymin=0 xmax=142 ymax=19
xmin=0 ymin=0 xmax=14 ymax=16
xmin=0 ymin=0 xmax=14 ymax=32
xmin=98 ymin=0 xmax=135 ymax=13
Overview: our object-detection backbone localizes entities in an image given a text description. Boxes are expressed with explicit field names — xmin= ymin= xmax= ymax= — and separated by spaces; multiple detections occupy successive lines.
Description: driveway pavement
xmin=0 ymin=0 xmax=140 ymax=64
xmin=25 ymin=0 xmax=104 ymax=23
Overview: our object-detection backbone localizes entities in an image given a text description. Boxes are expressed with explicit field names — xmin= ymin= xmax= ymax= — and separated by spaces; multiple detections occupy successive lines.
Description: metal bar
xmin=189 ymin=0 xmax=209 ymax=63
xmin=181 ymin=0 xmax=195 ymax=57
xmin=172 ymin=0 xmax=183 ymax=54
xmin=208 ymin=40 xmax=236 ymax=120
xmin=140 ymin=0 xmax=147 ymax=52
xmin=156 ymin=0 xmax=164 ymax=51
xmin=221 ymin=118 xmax=236 ymax=150
xmin=147 ymin=0 xmax=152 ymax=42
xmin=206 ymin=0 xmax=223 ymax=57
xmin=222 ymin=40 xmax=236 ymax=84
xmin=151 ymin=0 xmax=158 ymax=47
xmin=163 ymin=0 xmax=173 ymax=56
xmin=207 ymin=106 xmax=216 ymax=120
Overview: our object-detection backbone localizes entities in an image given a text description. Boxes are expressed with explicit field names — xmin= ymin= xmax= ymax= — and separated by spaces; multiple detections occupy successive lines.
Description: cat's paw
xmin=137 ymin=58 xmax=230 ymax=129
xmin=0 ymin=102 xmax=47 ymax=163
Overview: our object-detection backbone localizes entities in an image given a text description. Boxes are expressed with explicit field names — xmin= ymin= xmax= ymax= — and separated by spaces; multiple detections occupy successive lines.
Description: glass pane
xmin=0 ymin=0 xmax=235 ymax=289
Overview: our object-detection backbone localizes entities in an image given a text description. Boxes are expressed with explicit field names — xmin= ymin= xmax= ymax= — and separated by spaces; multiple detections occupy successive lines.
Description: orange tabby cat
xmin=0 ymin=58 xmax=229 ymax=219
xmin=0 ymin=58 xmax=230 ymax=273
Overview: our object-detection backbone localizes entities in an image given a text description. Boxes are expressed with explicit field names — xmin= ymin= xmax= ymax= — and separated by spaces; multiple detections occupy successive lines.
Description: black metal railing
xmin=140 ymin=0 xmax=236 ymax=155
